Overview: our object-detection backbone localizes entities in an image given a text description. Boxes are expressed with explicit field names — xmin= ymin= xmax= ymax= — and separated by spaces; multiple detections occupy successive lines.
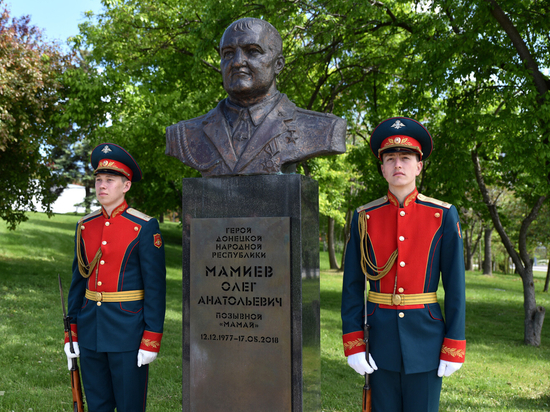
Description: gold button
xmin=81 ymin=225 xmax=85 ymax=230
xmin=102 ymin=241 xmax=107 ymax=245
xmin=97 ymin=281 xmax=102 ymax=286
xmin=399 ymin=236 xmax=405 ymax=241
xmin=97 ymin=302 xmax=102 ymax=306
xmin=100 ymin=260 xmax=105 ymax=265
xmin=400 ymin=261 xmax=406 ymax=267
xmin=399 ymin=312 xmax=404 ymax=318
xmin=435 ymin=213 xmax=441 ymax=218
xmin=105 ymin=222 xmax=110 ymax=226
xmin=398 ymin=287 xmax=404 ymax=293
xmin=134 ymin=226 xmax=139 ymax=231
xmin=400 ymin=211 xmax=406 ymax=217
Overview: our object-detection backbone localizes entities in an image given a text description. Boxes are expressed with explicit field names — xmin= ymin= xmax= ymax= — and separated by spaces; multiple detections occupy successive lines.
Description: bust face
xmin=220 ymin=22 xmax=284 ymax=106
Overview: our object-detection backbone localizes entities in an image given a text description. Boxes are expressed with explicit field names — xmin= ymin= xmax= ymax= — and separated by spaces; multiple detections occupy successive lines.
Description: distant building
xmin=34 ymin=184 xmax=95 ymax=214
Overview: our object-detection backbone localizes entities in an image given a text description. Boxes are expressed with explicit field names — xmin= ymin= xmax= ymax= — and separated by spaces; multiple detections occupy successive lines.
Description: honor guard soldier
xmin=341 ymin=117 xmax=466 ymax=412
xmin=63 ymin=143 xmax=166 ymax=412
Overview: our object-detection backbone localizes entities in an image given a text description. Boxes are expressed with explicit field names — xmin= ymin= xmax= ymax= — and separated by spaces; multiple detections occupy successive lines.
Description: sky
xmin=5 ymin=0 xmax=104 ymax=48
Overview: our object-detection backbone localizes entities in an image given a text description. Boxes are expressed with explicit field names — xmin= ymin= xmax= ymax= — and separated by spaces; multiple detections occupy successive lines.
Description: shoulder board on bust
xmin=295 ymin=107 xmax=338 ymax=119
xmin=126 ymin=208 xmax=153 ymax=221
xmin=356 ymin=196 xmax=388 ymax=213
xmin=78 ymin=209 xmax=102 ymax=223
xmin=417 ymin=193 xmax=452 ymax=209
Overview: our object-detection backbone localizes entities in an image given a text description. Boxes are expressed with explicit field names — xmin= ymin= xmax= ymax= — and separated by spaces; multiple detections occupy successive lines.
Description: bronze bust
xmin=165 ymin=18 xmax=347 ymax=177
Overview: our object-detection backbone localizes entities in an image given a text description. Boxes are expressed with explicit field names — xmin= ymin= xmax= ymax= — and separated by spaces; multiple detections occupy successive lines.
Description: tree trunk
xmin=464 ymin=221 xmax=483 ymax=271
xmin=85 ymin=185 xmax=92 ymax=213
xmin=544 ymin=263 xmax=550 ymax=293
xmin=483 ymin=226 xmax=493 ymax=275
xmin=464 ymin=228 xmax=473 ymax=270
xmin=327 ymin=216 xmax=340 ymax=270
xmin=521 ymin=265 xmax=546 ymax=346
xmin=339 ymin=209 xmax=353 ymax=272
xmin=504 ymin=256 xmax=509 ymax=274
xmin=478 ymin=234 xmax=482 ymax=271
xmin=472 ymin=149 xmax=547 ymax=345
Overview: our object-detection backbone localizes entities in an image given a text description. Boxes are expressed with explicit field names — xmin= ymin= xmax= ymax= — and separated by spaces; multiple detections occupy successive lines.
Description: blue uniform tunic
xmin=342 ymin=189 xmax=466 ymax=372
xmin=66 ymin=201 xmax=166 ymax=411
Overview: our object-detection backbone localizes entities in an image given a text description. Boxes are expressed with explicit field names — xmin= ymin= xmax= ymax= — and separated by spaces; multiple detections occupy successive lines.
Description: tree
xmin=0 ymin=2 xmax=75 ymax=229
xmin=482 ymin=225 xmax=493 ymax=275
xmin=460 ymin=205 xmax=485 ymax=271
xmin=66 ymin=0 xmax=411 ymax=228
xmin=68 ymin=0 xmax=550 ymax=344
xmin=399 ymin=0 xmax=550 ymax=345
xmin=524 ymin=201 xmax=550 ymax=292
xmin=308 ymin=152 xmax=359 ymax=270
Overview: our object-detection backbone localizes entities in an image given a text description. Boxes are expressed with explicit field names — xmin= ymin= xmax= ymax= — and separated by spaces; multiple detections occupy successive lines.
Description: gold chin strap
xmin=76 ymin=221 xmax=102 ymax=278
xmin=358 ymin=211 xmax=398 ymax=281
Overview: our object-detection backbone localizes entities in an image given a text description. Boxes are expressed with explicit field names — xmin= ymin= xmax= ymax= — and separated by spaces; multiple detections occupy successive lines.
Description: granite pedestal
xmin=181 ymin=174 xmax=321 ymax=412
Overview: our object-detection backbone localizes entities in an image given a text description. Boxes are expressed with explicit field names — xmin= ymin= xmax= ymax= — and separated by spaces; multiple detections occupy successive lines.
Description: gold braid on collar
xmin=358 ymin=211 xmax=398 ymax=281
xmin=76 ymin=221 xmax=102 ymax=278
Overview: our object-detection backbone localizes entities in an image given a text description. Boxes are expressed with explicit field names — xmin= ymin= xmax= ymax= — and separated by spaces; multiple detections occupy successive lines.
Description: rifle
xmin=362 ymin=323 xmax=372 ymax=412
xmin=58 ymin=275 xmax=85 ymax=412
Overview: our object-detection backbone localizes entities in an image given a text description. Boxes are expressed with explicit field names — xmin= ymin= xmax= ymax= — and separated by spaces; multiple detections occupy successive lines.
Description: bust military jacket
xmin=65 ymin=201 xmax=166 ymax=353
xmin=341 ymin=189 xmax=466 ymax=374
xmin=165 ymin=93 xmax=346 ymax=176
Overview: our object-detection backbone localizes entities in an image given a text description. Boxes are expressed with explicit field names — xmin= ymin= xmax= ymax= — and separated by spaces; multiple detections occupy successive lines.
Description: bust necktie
xmin=232 ymin=109 xmax=251 ymax=157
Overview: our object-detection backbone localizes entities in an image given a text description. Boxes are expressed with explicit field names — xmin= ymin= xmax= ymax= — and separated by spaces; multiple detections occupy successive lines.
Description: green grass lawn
xmin=0 ymin=212 xmax=183 ymax=412
xmin=1 ymin=212 xmax=549 ymax=411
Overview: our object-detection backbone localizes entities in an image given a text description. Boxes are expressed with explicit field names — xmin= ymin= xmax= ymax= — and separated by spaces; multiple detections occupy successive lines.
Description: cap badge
xmin=101 ymin=145 xmax=112 ymax=154
xmin=394 ymin=137 xmax=402 ymax=143
xmin=391 ymin=120 xmax=406 ymax=130
xmin=102 ymin=160 xmax=109 ymax=166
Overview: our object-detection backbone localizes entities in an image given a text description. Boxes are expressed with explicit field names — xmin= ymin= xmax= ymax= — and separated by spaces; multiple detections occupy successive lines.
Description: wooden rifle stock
xmin=59 ymin=275 xmax=85 ymax=412
xmin=362 ymin=323 xmax=372 ymax=412
xmin=70 ymin=359 xmax=85 ymax=412
xmin=362 ymin=384 xmax=372 ymax=412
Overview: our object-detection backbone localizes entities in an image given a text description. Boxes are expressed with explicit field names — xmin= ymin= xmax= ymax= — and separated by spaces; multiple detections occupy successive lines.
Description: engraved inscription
xmin=189 ymin=217 xmax=291 ymax=412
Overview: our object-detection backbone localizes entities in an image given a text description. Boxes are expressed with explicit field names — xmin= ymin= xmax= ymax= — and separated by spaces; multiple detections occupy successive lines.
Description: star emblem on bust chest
xmin=285 ymin=129 xmax=299 ymax=144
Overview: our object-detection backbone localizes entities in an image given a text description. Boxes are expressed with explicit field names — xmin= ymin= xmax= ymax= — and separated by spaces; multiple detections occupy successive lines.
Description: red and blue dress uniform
xmin=341 ymin=189 xmax=466 ymax=410
xmin=66 ymin=200 xmax=166 ymax=411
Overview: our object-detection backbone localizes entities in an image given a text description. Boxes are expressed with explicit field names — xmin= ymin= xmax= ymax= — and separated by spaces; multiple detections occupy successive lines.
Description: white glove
xmin=137 ymin=349 xmax=158 ymax=367
xmin=347 ymin=352 xmax=378 ymax=375
xmin=437 ymin=360 xmax=462 ymax=377
xmin=64 ymin=342 xmax=80 ymax=370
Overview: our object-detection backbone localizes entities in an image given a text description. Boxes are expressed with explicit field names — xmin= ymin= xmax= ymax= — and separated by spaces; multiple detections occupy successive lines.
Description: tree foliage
xmin=65 ymin=0 xmax=419 ymax=220
xmin=0 ymin=2 xmax=75 ymax=229
xmin=65 ymin=0 xmax=550 ymax=343
xmin=406 ymin=0 xmax=550 ymax=345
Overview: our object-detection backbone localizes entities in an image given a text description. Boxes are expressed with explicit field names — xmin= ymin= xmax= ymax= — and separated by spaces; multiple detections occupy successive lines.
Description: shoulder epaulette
xmin=417 ymin=193 xmax=452 ymax=209
xmin=356 ymin=196 xmax=388 ymax=213
xmin=295 ymin=106 xmax=338 ymax=119
xmin=126 ymin=208 xmax=153 ymax=221
xmin=78 ymin=209 xmax=102 ymax=223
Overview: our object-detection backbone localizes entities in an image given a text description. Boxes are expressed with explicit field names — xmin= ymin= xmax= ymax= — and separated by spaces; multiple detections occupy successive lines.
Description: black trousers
xmin=80 ymin=347 xmax=149 ymax=412
xmin=370 ymin=366 xmax=443 ymax=412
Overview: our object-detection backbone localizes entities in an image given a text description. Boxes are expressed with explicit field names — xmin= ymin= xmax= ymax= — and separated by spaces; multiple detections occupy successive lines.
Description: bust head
xmin=220 ymin=18 xmax=285 ymax=107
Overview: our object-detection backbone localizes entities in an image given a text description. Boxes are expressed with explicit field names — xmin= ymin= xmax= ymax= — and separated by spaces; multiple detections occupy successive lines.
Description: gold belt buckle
xmin=392 ymin=294 xmax=402 ymax=305
xmin=96 ymin=292 xmax=103 ymax=302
